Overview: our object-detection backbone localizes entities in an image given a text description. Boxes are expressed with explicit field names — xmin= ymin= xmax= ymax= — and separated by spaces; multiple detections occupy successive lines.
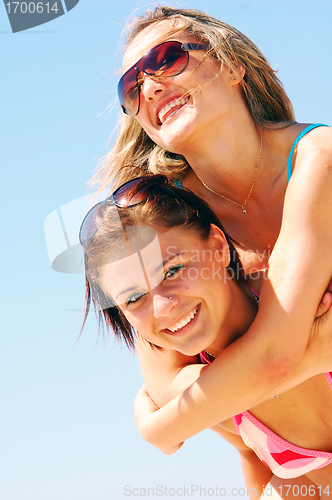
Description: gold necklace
xmin=196 ymin=129 xmax=263 ymax=215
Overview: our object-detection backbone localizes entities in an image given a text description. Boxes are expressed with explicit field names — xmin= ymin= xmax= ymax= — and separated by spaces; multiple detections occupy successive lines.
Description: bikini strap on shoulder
xmin=287 ymin=124 xmax=329 ymax=181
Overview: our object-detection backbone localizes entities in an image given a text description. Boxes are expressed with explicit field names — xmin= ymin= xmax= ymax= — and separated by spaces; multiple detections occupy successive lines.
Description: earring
xmin=232 ymin=76 xmax=237 ymax=81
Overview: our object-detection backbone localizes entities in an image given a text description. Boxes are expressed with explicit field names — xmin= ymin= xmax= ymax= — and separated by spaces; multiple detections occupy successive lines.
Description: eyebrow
xmin=115 ymin=252 xmax=184 ymax=300
xmin=152 ymin=252 xmax=183 ymax=276
xmin=116 ymin=285 xmax=141 ymax=301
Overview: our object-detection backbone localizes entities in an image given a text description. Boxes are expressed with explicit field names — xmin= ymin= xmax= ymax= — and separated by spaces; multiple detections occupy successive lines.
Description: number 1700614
xmin=5 ymin=2 xmax=59 ymax=14
xmin=278 ymin=485 xmax=330 ymax=497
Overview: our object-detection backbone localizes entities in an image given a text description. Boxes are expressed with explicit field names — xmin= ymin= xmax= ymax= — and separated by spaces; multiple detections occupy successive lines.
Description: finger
xmin=316 ymin=292 xmax=332 ymax=318
xmin=323 ymin=292 xmax=332 ymax=319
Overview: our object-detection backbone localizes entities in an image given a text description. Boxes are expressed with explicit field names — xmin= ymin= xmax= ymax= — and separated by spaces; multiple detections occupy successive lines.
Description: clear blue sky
xmin=1 ymin=1 xmax=331 ymax=499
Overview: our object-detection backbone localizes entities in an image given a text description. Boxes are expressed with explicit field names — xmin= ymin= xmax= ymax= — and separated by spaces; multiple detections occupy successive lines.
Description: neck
xmin=183 ymin=117 xmax=264 ymax=203
xmin=206 ymin=280 xmax=258 ymax=358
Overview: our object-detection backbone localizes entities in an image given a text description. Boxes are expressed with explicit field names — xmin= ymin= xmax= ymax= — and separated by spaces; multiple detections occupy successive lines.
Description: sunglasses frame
xmin=118 ymin=40 xmax=208 ymax=116
xmin=79 ymin=175 xmax=189 ymax=246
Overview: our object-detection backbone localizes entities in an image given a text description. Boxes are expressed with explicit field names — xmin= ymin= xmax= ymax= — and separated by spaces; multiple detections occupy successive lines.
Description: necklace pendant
xmin=243 ymin=208 xmax=247 ymax=214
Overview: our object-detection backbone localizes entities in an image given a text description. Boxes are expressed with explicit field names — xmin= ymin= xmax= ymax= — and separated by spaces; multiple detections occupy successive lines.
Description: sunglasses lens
xmin=118 ymin=41 xmax=189 ymax=115
xmin=118 ymin=67 xmax=140 ymax=116
xmin=143 ymin=41 xmax=188 ymax=77
xmin=113 ymin=176 xmax=165 ymax=207
xmin=80 ymin=202 xmax=103 ymax=245
xmin=80 ymin=176 xmax=187 ymax=246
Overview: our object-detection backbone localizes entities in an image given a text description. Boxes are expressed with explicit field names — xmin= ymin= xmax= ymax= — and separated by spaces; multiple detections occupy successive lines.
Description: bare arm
xmin=135 ymin=291 xmax=332 ymax=455
xmin=135 ymin=292 xmax=332 ymax=435
xmin=136 ymin=127 xmax=332 ymax=449
xmin=136 ymin=337 xmax=206 ymax=408
xmin=136 ymin=338 xmax=210 ymax=455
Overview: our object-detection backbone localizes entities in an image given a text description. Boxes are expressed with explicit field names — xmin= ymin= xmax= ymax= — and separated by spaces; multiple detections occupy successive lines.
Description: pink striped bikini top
xmin=200 ymin=349 xmax=332 ymax=479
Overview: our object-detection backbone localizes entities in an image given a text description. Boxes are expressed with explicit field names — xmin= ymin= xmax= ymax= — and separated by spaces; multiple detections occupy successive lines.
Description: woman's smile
xmin=163 ymin=304 xmax=200 ymax=334
xmin=157 ymin=94 xmax=190 ymax=125
xmin=122 ymin=21 xmax=228 ymax=154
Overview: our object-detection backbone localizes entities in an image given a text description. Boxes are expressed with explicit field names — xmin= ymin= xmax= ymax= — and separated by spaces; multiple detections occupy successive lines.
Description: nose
xmin=139 ymin=73 xmax=166 ymax=103
xmin=153 ymin=294 xmax=177 ymax=318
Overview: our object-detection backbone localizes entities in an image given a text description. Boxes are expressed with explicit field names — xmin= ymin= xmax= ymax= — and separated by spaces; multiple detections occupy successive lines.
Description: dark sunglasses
xmin=79 ymin=175 xmax=188 ymax=246
xmin=117 ymin=40 xmax=208 ymax=116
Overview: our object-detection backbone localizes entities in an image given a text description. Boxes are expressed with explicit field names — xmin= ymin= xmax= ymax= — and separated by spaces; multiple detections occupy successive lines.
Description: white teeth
xmin=167 ymin=307 xmax=198 ymax=333
xmin=158 ymin=96 xmax=189 ymax=124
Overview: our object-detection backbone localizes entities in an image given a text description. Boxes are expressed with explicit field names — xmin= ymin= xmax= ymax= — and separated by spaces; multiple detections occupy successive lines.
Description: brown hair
xmin=91 ymin=5 xmax=295 ymax=193
xmin=82 ymin=175 xmax=243 ymax=349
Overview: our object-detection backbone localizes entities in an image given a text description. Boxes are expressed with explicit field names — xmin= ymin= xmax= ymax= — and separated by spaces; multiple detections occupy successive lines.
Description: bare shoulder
xmin=136 ymin=337 xmax=200 ymax=407
xmin=282 ymin=123 xmax=332 ymax=198
xmin=270 ymin=122 xmax=331 ymax=150
xmin=297 ymin=123 xmax=331 ymax=147
xmin=293 ymin=124 xmax=332 ymax=173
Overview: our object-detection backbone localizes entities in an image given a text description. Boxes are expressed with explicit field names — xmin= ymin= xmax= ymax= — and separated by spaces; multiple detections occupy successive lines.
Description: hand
xmin=315 ymin=289 xmax=332 ymax=318
xmin=305 ymin=291 xmax=332 ymax=375
xmin=134 ymin=385 xmax=184 ymax=454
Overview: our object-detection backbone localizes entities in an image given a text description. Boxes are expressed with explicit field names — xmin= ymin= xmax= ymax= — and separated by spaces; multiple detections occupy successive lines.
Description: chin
xmin=178 ymin=344 xmax=205 ymax=358
xmin=157 ymin=121 xmax=196 ymax=153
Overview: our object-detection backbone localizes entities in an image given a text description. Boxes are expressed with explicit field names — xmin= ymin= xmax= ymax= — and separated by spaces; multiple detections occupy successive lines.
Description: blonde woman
xmin=90 ymin=6 xmax=332 ymax=494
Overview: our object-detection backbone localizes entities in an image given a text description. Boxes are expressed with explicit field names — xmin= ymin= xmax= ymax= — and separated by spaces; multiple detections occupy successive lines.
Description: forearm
xmin=138 ymin=333 xmax=297 ymax=449
xmin=138 ymin=291 xmax=332 ymax=449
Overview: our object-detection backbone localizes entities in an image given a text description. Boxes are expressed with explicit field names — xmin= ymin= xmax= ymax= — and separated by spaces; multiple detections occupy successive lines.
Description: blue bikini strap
xmin=174 ymin=178 xmax=183 ymax=188
xmin=287 ymin=124 xmax=328 ymax=181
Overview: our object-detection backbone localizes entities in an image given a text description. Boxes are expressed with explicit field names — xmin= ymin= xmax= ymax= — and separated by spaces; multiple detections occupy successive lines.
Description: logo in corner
xmin=3 ymin=0 xmax=80 ymax=33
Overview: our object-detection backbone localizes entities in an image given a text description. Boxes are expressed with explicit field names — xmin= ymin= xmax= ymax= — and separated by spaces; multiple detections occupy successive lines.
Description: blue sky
xmin=1 ymin=1 xmax=331 ymax=499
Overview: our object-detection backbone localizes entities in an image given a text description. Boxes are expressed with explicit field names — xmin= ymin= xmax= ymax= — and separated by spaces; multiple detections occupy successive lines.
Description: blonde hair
xmin=92 ymin=5 xmax=295 ymax=193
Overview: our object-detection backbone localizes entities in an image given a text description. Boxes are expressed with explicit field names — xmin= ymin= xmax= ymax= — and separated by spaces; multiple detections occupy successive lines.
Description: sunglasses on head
xmin=117 ymin=40 xmax=208 ymax=116
xmin=79 ymin=175 xmax=188 ymax=246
